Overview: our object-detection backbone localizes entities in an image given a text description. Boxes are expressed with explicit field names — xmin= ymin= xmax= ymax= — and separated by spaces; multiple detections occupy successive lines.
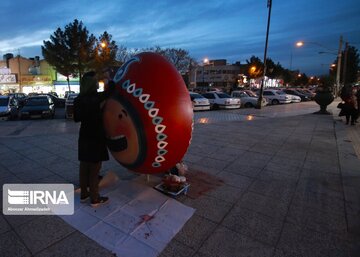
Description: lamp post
xmin=100 ymin=41 xmax=107 ymax=67
xmin=188 ymin=61 xmax=196 ymax=89
xmin=17 ymin=50 xmax=22 ymax=93
xmin=202 ymin=58 xmax=209 ymax=86
xmin=296 ymin=36 xmax=343 ymax=96
xmin=342 ymin=42 xmax=349 ymax=86
xmin=335 ymin=36 xmax=343 ymax=96
xmin=256 ymin=0 xmax=272 ymax=109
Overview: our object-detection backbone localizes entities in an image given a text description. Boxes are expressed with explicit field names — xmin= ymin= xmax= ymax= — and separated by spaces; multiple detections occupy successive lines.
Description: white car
xmin=201 ymin=92 xmax=241 ymax=110
xmin=262 ymin=90 xmax=292 ymax=105
xmin=65 ymin=93 xmax=79 ymax=119
xmin=231 ymin=90 xmax=267 ymax=108
xmin=287 ymin=94 xmax=301 ymax=103
xmin=189 ymin=92 xmax=211 ymax=111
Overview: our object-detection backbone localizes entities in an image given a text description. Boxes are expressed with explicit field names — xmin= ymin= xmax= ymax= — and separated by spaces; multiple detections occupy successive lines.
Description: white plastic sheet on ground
xmin=61 ymin=180 xmax=195 ymax=257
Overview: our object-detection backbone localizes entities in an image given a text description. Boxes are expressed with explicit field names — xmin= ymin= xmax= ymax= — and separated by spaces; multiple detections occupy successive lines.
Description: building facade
xmin=189 ymin=59 xmax=242 ymax=92
xmin=0 ymin=54 xmax=57 ymax=94
xmin=0 ymin=54 xmax=82 ymax=97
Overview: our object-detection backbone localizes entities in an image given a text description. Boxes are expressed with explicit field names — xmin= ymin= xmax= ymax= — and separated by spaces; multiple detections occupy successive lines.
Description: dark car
xmin=65 ymin=93 xmax=79 ymax=119
xmin=0 ymin=96 xmax=20 ymax=120
xmin=281 ymin=89 xmax=310 ymax=101
xmin=19 ymin=96 xmax=55 ymax=119
xmin=27 ymin=92 xmax=39 ymax=97
xmin=294 ymin=88 xmax=315 ymax=100
xmin=48 ymin=91 xmax=59 ymax=97
xmin=45 ymin=94 xmax=66 ymax=108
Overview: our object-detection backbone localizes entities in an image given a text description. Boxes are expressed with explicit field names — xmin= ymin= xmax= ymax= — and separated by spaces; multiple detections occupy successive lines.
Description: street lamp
xmin=256 ymin=0 xmax=272 ymax=109
xmin=202 ymin=58 xmax=209 ymax=85
xmin=296 ymin=41 xmax=335 ymax=52
xmin=296 ymin=36 xmax=343 ymax=96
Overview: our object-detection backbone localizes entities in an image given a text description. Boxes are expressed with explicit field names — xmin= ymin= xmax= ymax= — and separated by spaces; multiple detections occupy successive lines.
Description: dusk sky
xmin=1 ymin=0 xmax=359 ymax=76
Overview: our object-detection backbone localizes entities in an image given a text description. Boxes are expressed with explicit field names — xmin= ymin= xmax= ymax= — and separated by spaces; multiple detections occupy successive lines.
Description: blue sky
xmin=1 ymin=0 xmax=359 ymax=75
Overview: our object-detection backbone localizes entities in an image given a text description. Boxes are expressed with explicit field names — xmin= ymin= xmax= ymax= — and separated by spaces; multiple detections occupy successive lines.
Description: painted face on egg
xmin=103 ymin=52 xmax=194 ymax=174
xmin=103 ymin=97 xmax=145 ymax=166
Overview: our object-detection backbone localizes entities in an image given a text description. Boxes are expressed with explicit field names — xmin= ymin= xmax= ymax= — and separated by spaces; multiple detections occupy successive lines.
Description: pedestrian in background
xmin=356 ymin=87 xmax=360 ymax=123
xmin=340 ymin=85 xmax=352 ymax=101
xmin=74 ymin=71 xmax=109 ymax=207
xmin=339 ymin=85 xmax=357 ymax=125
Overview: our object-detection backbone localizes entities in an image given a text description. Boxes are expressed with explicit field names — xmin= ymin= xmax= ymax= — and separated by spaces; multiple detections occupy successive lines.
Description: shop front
xmin=0 ymin=67 xmax=18 ymax=94
xmin=0 ymin=73 xmax=18 ymax=94
xmin=53 ymin=73 xmax=80 ymax=98
xmin=53 ymin=82 xmax=80 ymax=98
xmin=21 ymin=75 xmax=53 ymax=94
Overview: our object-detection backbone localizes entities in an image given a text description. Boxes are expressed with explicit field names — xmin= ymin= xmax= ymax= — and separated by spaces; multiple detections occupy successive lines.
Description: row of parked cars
xmin=189 ymin=87 xmax=316 ymax=111
xmin=0 ymin=92 xmax=79 ymax=120
xmin=0 ymin=94 xmax=56 ymax=120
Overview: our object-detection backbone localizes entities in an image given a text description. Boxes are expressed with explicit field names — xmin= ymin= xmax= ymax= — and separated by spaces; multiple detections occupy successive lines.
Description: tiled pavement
xmin=0 ymin=100 xmax=359 ymax=257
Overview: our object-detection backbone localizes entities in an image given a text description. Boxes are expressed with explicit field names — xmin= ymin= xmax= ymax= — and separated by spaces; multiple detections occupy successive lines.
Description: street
xmin=0 ymin=99 xmax=360 ymax=257
xmin=0 ymin=101 xmax=322 ymax=138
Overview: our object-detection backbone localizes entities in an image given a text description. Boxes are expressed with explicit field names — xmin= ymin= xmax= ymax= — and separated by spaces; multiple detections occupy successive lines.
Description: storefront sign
xmin=0 ymin=74 xmax=16 ymax=83
xmin=21 ymin=75 xmax=52 ymax=84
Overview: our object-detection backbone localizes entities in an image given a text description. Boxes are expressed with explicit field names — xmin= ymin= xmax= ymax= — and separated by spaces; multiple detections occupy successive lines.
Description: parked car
xmin=189 ymin=92 xmax=210 ymax=111
xmin=201 ymin=92 xmax=241 ymax=109
xmin=0 ymin=96 xmax=20 ymax=120
xmin=295 ymin=88 xmax=315 ymax=99
xmin=281 ymin=89 xmax=310 ymax=101
xmin=64 ymin=91 xmax=75 ymax=99
xmin=7 ymin=92 xmax=27 ymax=106
xmin=65 ymin=93 xmax=79 ymax=119
xmin=231 ymin=90 xmax=267 ymax=108
xmin=28 ymin=92 xmax=40 ymax=97
xmin=48 ymin=91 xmax=59 ymax=97
xmin=286 ymin=93 xmax=301 ymax=103
xmin=19 ymin=95 xmax=55 ymax=119
xmin=45 ymin=94 xmax=66 ymax=108
xmin=262 ymin=90 xmax=292 ymax=105
xmin=243 ymin=90 xmax=259 ymax=97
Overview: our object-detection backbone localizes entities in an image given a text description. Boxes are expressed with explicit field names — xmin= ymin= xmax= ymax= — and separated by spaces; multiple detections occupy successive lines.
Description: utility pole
xmin=336 ymin=36 xmax=343 ymax=96
xmin=17 ymin=49 xmax=22 ymax=93
xmin=194 ymin=65 xmax=197 ymax=89
xmin=342 ymin=41 xmax=349 ymax=86
xmin=256 ymin=0 xmax=272 ymax=109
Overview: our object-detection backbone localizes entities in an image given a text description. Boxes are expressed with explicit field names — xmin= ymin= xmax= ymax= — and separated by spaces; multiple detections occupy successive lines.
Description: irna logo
xmin=8 ymin=189 xmax=69 ymax=205
xmin=3 ymin=184 xmax=74 ymax=215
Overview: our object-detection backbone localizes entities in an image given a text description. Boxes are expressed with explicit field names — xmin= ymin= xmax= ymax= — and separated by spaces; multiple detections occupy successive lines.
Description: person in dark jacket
xmin=340 ymin=85 xmax=352 ymax=101
xmin=340 ymin=85 xmax=357 ymax=125
xmin=76 ymin=71 xmax=109 ymax=207
xmin=356 ymin=87 xmax=360 ymax=122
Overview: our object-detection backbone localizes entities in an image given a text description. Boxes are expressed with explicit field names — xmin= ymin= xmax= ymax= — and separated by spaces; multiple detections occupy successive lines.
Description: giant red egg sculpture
xmin=103 ymin=52 xmax=193 ymax=174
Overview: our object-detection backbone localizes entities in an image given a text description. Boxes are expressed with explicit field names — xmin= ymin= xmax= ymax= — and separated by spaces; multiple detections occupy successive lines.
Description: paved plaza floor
xmin=0 ymin=100 xmax=359 ymax=257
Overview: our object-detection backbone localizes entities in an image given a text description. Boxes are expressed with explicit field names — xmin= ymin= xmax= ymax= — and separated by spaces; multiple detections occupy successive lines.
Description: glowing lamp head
xmin=296 ymin=41 xmax=304 ymax=47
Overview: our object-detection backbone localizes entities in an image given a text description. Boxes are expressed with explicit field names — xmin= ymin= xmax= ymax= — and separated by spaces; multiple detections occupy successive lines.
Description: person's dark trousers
xmin=351 ymin=111 xmax=357 ymax=125
xmin=80 ymin=161 xmax=102 ymax=201
xmin=346 ymin=110 xmax=357 ymax=125
xmin=346 ymin=114 xmax=351 ymax=124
